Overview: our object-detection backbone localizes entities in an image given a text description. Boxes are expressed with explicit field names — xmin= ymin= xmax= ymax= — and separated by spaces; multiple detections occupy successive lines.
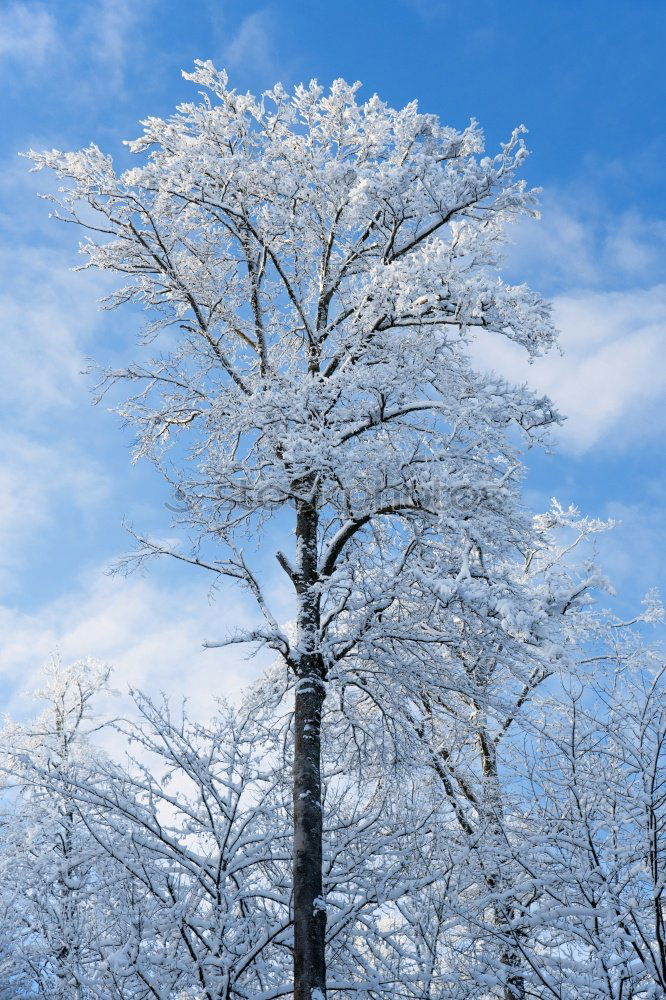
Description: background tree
xmin=29 ymin=63 xmax=559 ymax=998
xmin=375 ymin=525 xmax=664 ymax=1000
xmin=0 ymin=658 xmax=116 ymax=998
xmin=0 ymin=661 xmax=439 ymax=1000
xmin=517 ymin=654 xmax=666 ymax=998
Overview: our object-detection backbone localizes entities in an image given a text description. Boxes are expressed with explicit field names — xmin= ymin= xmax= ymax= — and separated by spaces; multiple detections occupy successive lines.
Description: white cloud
xmin=0 ymin=0 xmax=149 ymax=95
xmin=0 ymin=206 xmax=122 ymax=597
xmin=471 ymin=283 xmax=666 ymax=453
xmin=0 ymin=246 xmax=96 ymax=419
xmin=0 ymin=153 xmax=135 ymax=420
xmin=76 ymin=0 xmax=148 ymax=94
xmin=0 ymin=2 xmax=57 ymax=67
xmin=505 ymin=195 xmax=666 ymax=293
xmin=0 ymin=228 xmax=118 ymax=593
xmin=551 ymin=288 xmax=666 ymax=447
xmin=485 ymin=191 xmax=666 ymax=453
xmin=597 ymin=498 xmax=666 ymax=606
xmin=0 ymin=568 xmax=277 ymax=725
xmin=222 ymin=8 xmax=280 ymax=81
xmin=0 ymin=433 xmax=110 ymax=595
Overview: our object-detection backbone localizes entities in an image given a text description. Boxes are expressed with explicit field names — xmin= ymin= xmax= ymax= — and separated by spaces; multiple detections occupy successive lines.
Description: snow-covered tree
xmin=29 ymin=64 xmax=560 ymax=997
xmin=514 ymin=652 xmax=666 ymax=998
xmin=1 ymin=553 xmax=662 ymax=998
xmin=0 ymin=662 xmax=440 ymax=999
xmin=376 ymin=519 xmax=664 ymax=1000
xmin=0 ymin=658 xmax=117 ymax=998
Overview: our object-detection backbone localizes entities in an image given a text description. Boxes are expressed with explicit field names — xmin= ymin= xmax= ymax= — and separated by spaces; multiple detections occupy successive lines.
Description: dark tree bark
xmin=293 ymin=495 xmax=327 ymax=1000
xmin=478 ymin=725 xmax=526 ymax=1000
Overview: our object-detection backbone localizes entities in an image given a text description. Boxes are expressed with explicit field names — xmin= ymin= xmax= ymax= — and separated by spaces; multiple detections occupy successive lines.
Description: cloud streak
xmin=506 ymin=194 xmax=666 ymax=293
xmin=0 ymin=0 xmax=149 ymax=97
xmin=471 ymin=283 xmax=666 ymax=453
xmin=223 ymin=9 xmax=277 ymax=76
xmin=0 ymin=432 xmax=110 ymax=597
xmin=0 ymin=2 xmax=57 ymax=67
xmin=0 ymin=567 xmax=277 ymax=723
xmin=477 ymin=192 xmax=666 ymax=453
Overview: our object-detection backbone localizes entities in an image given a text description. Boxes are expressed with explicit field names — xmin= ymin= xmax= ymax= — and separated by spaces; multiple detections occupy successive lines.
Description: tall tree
xmin=29 ymin=64 xmax=558 ymax=998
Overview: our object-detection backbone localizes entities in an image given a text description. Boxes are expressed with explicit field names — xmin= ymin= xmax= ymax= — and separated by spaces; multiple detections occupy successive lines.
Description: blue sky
xmin=0 ymin=0 xmax=664 ymax=714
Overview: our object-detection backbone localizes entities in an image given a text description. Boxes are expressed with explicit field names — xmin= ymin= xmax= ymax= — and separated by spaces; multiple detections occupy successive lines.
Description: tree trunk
xmin=293 ymin=496 xmax=327 ymax=1000
xmin=478 ymin=725 xmax=525 ymax=1000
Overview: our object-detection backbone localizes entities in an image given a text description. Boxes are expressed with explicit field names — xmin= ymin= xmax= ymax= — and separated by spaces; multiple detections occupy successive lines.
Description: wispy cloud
xmin=0 ymin=433 xmax=110 ymax=596
xmin=0 ymin=568 xmax=275 ymax=722
xmin=400 ymin=0 xmax=450 ymax=23
xmin=76 ymin=0 xmax=150 ymax=95
xmin=471 ymin=283 xmax=666 ymax=453
xmin=0 ymin=247 xmax=92 ymax=420
xmin=550 ymin=286 xmax=666 ymax=450
xmin=599 ymin=497 xmax=666 ymax=606
xmin=0 ymin=0 xmax=150 ymax=97
xmin=224 ymin=9 xmax=276 ymax=74
xmin=505 ymin=194 xmax=666 ymax=293
xmin=0 ymin=2 xmax=57 ymax=67
xmin=479 ymin=190 xmax=666 ymax=453
xmin=0 ymin=188 xmax=121 ymax=598
xmin=210 ymin=6 xmax=297 ymax=88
